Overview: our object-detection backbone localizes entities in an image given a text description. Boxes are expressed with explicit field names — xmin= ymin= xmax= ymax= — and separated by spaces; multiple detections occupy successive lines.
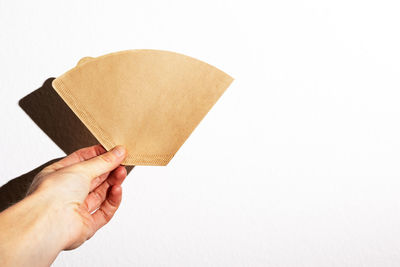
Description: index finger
xmin=65 ymin=145 xmax=126 ymax=182
xmin=46 ymin=145 xmax=106 ymax=172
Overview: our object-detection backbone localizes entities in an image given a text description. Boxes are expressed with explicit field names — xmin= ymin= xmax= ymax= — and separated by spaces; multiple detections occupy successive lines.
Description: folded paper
xmin=52 ymin=49 xmax=233 ymax=166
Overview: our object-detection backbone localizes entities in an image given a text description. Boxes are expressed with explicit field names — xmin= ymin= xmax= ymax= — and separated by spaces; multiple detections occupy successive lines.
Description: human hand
xmin=27 ymin=144 xmax=128 ymax=250
xmin=0 ymin=145 xmax=128 ymax=266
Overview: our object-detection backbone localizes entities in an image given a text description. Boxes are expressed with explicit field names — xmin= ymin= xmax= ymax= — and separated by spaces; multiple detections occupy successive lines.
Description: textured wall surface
xmin=1 ymin=0 xmax=400 ymax=266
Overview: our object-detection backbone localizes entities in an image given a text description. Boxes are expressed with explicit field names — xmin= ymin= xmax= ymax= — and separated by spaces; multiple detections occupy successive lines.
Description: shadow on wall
xmin=19 ymin=78 xmax=100 ymax=154
xmin=0 ymin=158 xmax=61 ymax=212
xmin=0 ymin=78 xmax=133 ymax=212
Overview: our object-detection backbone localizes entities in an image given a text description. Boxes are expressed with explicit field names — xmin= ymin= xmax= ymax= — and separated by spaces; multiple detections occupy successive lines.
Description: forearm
xmin=0 ymin=191 xmax=68 ymax=266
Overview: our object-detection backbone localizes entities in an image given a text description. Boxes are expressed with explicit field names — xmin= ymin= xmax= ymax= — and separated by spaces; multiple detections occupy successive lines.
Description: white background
xmin=1 ymin=0 xmax=400 ymax=266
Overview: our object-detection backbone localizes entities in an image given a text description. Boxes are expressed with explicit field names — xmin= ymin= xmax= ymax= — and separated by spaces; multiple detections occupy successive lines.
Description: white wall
xmin=1 ymin=0 xmax=400 ymax=266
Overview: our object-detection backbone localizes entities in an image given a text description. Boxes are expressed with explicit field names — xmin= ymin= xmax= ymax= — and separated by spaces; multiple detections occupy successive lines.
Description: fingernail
xmin=112 ymin=145 xmax=126 ymax=157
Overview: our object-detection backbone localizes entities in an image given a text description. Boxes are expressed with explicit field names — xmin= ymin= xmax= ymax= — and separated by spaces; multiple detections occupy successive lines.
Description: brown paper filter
xmin=52 ymin=49 xmax=233 ymax=166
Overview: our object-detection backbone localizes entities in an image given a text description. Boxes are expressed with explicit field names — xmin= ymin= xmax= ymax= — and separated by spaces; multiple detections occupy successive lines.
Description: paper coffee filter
xmin=52 ymin=49 xmax=233 ymax=166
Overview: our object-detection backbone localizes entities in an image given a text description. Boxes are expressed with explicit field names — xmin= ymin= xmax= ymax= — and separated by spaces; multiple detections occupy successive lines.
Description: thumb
xmin=67 ymin=145 xmax=127 ymax=182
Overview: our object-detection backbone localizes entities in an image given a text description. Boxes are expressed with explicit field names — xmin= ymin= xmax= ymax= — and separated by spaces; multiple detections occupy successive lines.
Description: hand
xmin=27 ymin=144 xmax=128 ymax=249
xmin=0 ymin=145 xmax=128 ymax=266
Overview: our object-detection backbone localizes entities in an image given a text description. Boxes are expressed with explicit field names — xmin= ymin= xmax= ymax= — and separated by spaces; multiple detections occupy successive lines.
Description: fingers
xmin=65 ymin=145 xmax=126 ymax=183
xmin=89 ymin=185 xmax=122 ymax=237
xmin=44 ymin=145 xmax=106 ymax=172
xmin=85 ymin=166 xmax=127 ymax=213
xmin=104 ymin=166 xmax=128 ymax=186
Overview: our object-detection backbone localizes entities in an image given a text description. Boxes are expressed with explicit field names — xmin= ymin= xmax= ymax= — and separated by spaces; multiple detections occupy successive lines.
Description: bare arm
xmin=0 ymin=145 xmax=127 ymax=266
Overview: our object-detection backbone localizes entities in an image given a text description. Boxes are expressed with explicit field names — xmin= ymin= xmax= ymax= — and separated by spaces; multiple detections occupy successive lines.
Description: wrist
xmin=0 ymin=190 xmax=70 ymax=266
xmin=29 ymin=189 xmax=75 ymax=249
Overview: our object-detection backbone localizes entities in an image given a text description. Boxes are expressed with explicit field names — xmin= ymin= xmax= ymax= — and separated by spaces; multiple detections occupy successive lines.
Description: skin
xmin=0 ymin=144 xmax=128 ymax=267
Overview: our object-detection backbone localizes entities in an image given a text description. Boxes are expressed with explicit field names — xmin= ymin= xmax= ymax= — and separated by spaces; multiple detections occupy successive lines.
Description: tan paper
xmin=52 ymin=49 xmax=233 ymax=166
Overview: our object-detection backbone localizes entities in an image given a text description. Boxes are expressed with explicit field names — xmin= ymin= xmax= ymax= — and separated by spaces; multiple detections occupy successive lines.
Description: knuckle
xmin=93 ymin=190 xmax=103 ymax=202
xmin=99 ymin=153 xmax=115 ymax=164
xmin=107 ymin=197 xmax=119 ymax=207
xmin=91 ymin=176 xmax=101 ymax=186
xmin=41 ymin=165 xmax=56 ymax=174
xmin=100 ymin=208 xmax=113 ymax=223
